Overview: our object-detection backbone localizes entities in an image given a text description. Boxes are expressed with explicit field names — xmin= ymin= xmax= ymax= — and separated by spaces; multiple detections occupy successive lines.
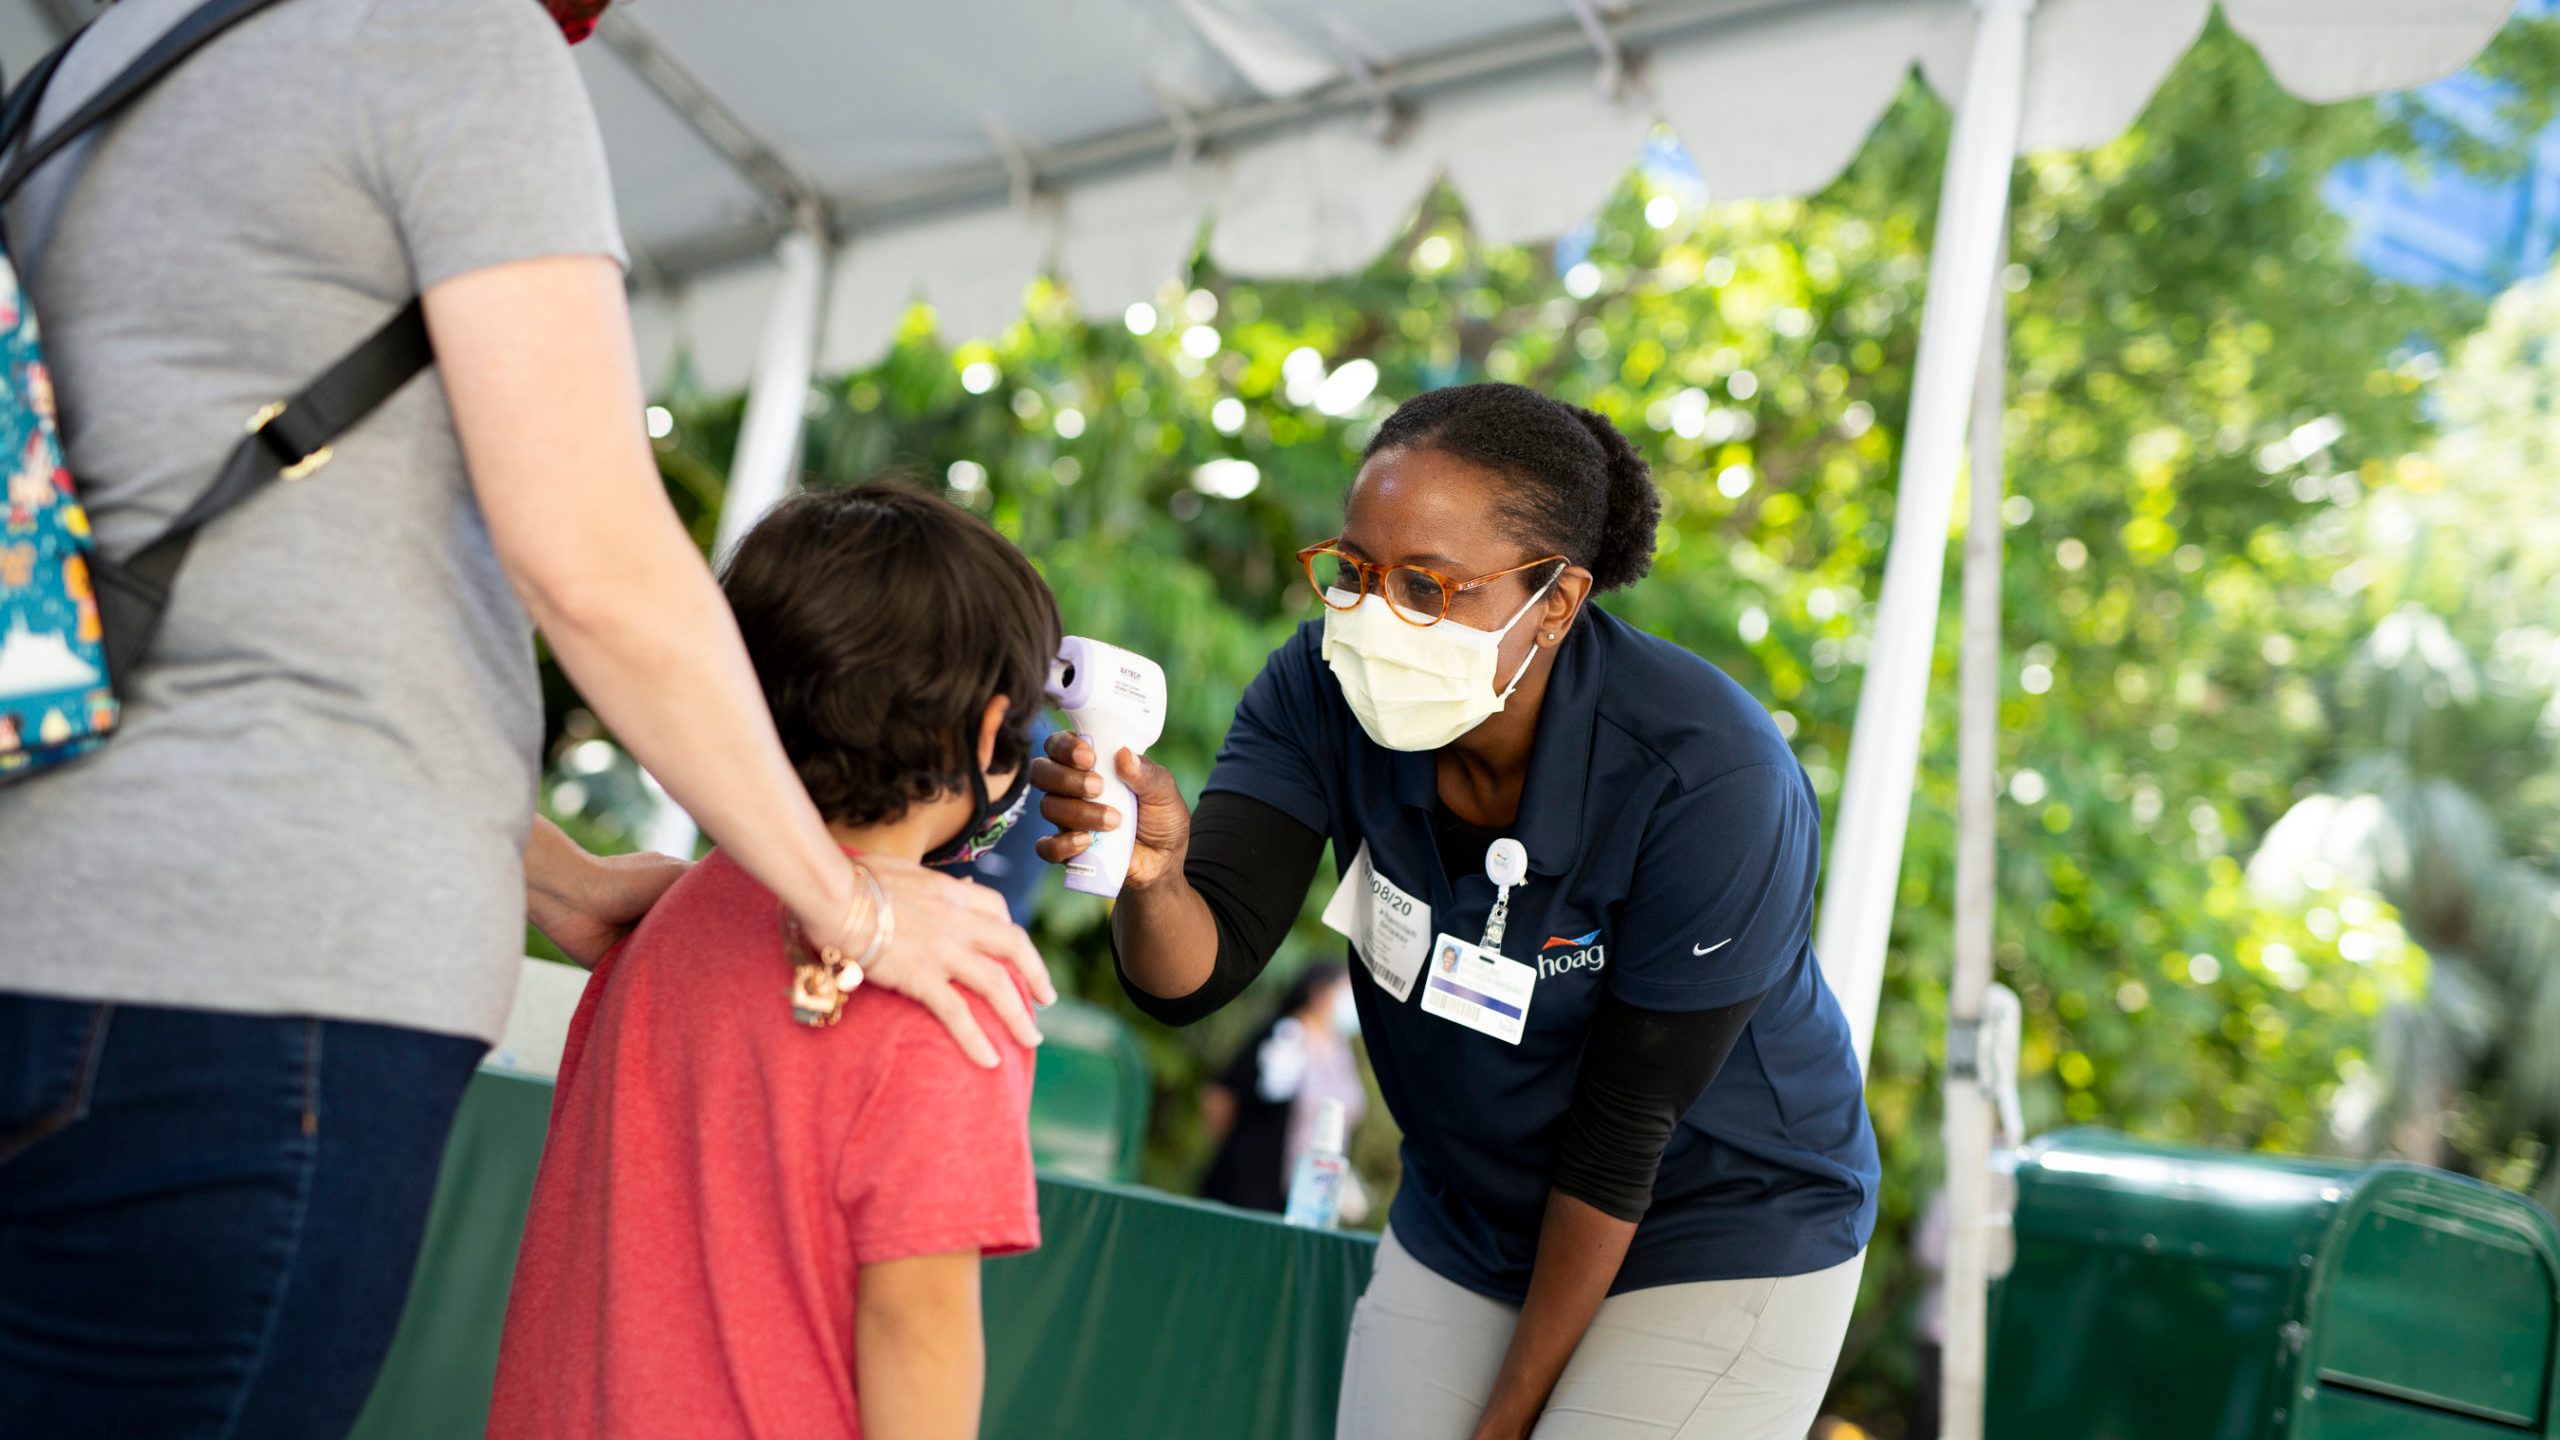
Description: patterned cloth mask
xmin=925 ymin=762 xmax=1031 ymax=867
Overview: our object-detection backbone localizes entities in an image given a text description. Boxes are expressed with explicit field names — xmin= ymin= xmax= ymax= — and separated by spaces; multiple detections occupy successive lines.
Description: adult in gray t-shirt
xmin=0 ymin=0 xmax=618 ymax=1045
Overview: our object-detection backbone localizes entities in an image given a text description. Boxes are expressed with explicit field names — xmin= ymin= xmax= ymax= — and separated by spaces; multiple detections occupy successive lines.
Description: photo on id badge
xmin=1420 ymin=933 xmax=1534 ymax=1045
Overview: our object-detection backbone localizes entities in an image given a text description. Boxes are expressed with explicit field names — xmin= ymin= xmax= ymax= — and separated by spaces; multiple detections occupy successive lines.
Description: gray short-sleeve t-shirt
xmin=0 ymin=0 xmax=626 ymax=1044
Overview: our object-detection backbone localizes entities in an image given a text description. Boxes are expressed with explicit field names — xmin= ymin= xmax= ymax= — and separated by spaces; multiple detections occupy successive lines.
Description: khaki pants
xmin=1336 ymin=1228 xmax=1864 ymax=1440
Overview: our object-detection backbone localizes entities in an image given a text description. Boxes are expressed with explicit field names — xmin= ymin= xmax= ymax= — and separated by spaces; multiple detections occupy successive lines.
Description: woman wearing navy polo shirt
xmin=1032 ymin=383 xmax=1879 ymax=1440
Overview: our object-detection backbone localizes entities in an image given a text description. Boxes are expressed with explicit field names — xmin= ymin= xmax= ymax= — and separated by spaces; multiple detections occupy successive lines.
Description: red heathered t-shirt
xmin=487 ymin=850 xmax=1040 ymax=1440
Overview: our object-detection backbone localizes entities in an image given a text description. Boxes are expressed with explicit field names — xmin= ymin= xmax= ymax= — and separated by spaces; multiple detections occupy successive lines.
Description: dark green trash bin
xmin=1989 ymin=1129 xmax=2560 ymax=1440
xmin=1026 ymin=997 xmax=1152 ymax=1183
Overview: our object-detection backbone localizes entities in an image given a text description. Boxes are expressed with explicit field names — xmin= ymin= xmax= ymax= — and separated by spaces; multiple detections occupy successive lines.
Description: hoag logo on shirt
xmin=1537 ymin=928 xmax=1605 ymax=980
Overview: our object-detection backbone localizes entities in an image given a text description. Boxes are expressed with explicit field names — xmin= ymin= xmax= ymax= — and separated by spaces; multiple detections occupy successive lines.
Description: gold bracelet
xmin=846 ymin=859 xmax=892 ymax=978
xmin=783 ymin=863 xmax=890 ymax=1026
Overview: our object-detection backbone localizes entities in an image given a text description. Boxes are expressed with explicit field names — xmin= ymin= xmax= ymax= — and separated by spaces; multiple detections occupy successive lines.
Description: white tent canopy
xmin=546 ymin=0 xmax=2517 ymax=388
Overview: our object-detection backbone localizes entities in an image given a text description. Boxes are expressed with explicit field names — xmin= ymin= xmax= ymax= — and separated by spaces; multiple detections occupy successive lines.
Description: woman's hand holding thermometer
xmin=1032 ymin=638 xmax=1181 ymax=895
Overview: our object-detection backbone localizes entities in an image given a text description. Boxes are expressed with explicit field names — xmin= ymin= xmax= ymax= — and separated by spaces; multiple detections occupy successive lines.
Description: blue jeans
xmin=0 ymin=995 xmax=484 ymax=1439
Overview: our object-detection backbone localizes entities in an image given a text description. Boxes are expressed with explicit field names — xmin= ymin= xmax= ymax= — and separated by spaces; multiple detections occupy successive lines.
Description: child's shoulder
xmin=624 ymin=850 xmax=1035 ymax=1094
xmin=593 ymin=850 xmax=792 ymax=1023
xmin=839 ymin=974 xmax=1039 ymax=1100
xmin=625 ymin=849 xmax=782 ymax=956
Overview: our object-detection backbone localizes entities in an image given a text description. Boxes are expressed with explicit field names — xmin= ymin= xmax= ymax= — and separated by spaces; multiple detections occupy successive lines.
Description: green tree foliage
xmin=2249 ymin=267 xmax=2560 ymax=1210
xmin=536 ymin=15 xmax=2560 ymax=1427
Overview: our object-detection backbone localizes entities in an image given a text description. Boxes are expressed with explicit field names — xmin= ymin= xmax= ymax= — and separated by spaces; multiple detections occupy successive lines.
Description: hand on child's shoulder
xmin=856 ymin=977 xmax=1039 ymax=1089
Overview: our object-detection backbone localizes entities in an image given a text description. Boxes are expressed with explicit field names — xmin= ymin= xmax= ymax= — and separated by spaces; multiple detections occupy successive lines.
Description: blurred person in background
xmin=1200 ymin=962 xmax=1370 ymax=1221
xmin=0 ymin=3 xmax=1045 ymax=1436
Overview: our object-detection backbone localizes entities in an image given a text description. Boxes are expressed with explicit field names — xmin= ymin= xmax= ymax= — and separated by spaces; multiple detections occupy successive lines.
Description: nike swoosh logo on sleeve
xmin=1693 ymin=939 xmax=1732 ymax=956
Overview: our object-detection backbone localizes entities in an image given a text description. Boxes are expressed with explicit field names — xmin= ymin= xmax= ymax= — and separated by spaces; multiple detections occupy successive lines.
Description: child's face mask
xmin=925 ymin=763 xmax=1030 ymax=867
xmin=545 ymin=0 xmax=611 ymax=44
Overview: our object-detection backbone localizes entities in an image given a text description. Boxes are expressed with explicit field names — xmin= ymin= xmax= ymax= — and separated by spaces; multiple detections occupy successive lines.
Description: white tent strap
xmin=626 ymin=0 xmax=2511 ymax=390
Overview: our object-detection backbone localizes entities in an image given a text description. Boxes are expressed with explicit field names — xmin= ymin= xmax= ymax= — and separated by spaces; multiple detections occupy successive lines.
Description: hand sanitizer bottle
xmin=1284 ymin=1098 xmax=1349 ymax=1230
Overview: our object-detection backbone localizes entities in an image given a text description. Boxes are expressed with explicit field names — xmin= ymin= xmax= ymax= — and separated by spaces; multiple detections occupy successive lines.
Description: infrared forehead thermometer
xmin=1045 ymin=637 xmax=1167 ymax=898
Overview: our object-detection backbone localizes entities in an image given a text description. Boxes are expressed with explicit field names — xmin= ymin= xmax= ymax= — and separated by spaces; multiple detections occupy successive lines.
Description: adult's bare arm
xmin=429 ymin=255 xmax=1053 ymax=1061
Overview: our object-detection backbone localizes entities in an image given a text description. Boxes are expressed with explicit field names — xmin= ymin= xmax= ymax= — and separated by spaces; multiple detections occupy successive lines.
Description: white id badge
xmin=1319 ymin=840 xmax=1431 ymax=1002
xmin=1418 ymin=932 xmax=1536 ymax=1045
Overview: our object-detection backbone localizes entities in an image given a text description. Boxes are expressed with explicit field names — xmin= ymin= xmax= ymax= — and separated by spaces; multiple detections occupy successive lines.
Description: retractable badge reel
xmin=1422 ymin=837 xmax=1539 ymax=1045
xmin=1478 ymin=838 xmax=1529 ymax=953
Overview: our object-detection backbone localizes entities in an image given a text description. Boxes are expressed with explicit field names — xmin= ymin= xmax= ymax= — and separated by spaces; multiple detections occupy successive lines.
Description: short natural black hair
xmin=1363 ymin=382 xmax=1661 ymax=592
xmin=720 ymin=481 xmax=1062 ymax=829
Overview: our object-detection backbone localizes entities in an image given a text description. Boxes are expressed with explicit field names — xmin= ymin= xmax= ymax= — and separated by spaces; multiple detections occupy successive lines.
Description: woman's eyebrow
xmin=1340 ymin=539 xmax=1465 ymax=570
xmin=1331 ymin=535 xmax=1474 ymax=568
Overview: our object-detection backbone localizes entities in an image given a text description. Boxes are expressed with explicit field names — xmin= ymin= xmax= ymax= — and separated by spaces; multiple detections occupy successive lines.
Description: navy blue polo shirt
xmin=1205 ymin=605 xmax=1879 ymax=1301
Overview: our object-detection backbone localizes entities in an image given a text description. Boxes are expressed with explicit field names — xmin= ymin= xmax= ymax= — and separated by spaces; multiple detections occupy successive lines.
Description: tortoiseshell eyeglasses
xmin=1295 ymin=538 xmax=1565 ymax=627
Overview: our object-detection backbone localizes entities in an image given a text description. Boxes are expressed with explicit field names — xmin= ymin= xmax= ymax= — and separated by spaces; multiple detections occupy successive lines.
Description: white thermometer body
xmin=1044 ymin=637 xmax=1167 ymax=898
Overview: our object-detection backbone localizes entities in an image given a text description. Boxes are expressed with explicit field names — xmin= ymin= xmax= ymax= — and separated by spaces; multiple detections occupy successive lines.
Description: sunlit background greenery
xmin=538 ymin=16 xmax=2560 ymax=1430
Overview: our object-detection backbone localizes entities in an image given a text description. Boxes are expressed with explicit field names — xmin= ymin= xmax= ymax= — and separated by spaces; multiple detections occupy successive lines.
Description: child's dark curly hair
xmin=720 ymin=481 xmax=1061 ymax=828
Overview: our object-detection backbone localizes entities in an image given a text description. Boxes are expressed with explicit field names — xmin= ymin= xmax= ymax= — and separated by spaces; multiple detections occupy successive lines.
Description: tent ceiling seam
xmin=594 ymin=8 xmax=834 ymax=245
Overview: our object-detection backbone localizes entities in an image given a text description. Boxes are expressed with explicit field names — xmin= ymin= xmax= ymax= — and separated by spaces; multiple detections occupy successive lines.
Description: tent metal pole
xmin=638 ymin=227 xmax=834 ymax=860
xmin=1941 ymin=240 xmax=2008 ymax=1440
xmin=1813 ymin=0 xmax=2033 ymax=1066
xmin=709 ymin=228 xmax=832 ymax=564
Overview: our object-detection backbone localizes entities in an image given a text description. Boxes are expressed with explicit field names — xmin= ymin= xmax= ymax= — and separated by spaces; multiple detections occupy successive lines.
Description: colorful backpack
xmin=0 ymin=0 xmax=429 ymax=783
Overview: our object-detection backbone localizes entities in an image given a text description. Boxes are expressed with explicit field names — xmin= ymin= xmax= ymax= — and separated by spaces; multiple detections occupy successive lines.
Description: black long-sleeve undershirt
xmin=1112 ymin=790 xmax=1325 ymax=1028
xmin=1554 ymin=987 xmax=1763 ymax=1220
xmin=1117 ymin=791 xmax=1765 ymax=1220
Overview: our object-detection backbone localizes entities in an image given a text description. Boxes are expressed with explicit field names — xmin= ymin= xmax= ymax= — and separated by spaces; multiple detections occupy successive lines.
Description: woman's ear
xmin=1542 ymin=565 xmax=1594 ymax=645
xmin=975 ymin=695 xmax=1013 ymax=771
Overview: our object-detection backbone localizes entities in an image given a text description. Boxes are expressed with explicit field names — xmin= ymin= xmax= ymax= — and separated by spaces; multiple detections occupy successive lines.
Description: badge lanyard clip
xmin=1478 ymin=838 xmax=1529 ymax=954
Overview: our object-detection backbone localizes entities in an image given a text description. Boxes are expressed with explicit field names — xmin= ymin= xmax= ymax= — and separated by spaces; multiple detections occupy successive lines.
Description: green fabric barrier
xmin=1026 ymin=997 xmax=1153 ymax=1184
xmin=351 ymin=1069 xmax=1375 ymax=1439
xmin=984 ymin=1177 xmax=1375 ymax=1440
xmin=349 ymin=1070 xmax=554 ymax=1440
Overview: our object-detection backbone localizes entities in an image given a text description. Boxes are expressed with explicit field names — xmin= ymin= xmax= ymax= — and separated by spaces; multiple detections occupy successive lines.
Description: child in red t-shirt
xmin=488 ymin=484 xmax=1060 ymax=1440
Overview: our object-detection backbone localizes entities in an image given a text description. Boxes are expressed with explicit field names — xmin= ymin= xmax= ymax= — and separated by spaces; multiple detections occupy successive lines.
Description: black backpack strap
xmin=0 ymin=0 xmax=296 ymax=206
xmin=0 ymin=42 xmax=75 ymax=158
xmin=0 ymin=0 xmax=434 ymax=680
xmin=92 ymin=298 xmax=432 ymax=679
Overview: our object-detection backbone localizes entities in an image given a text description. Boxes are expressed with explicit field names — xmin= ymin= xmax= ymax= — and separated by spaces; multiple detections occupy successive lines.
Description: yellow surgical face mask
xmin=1318 ymin=578 xmax=1554 ymax=752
